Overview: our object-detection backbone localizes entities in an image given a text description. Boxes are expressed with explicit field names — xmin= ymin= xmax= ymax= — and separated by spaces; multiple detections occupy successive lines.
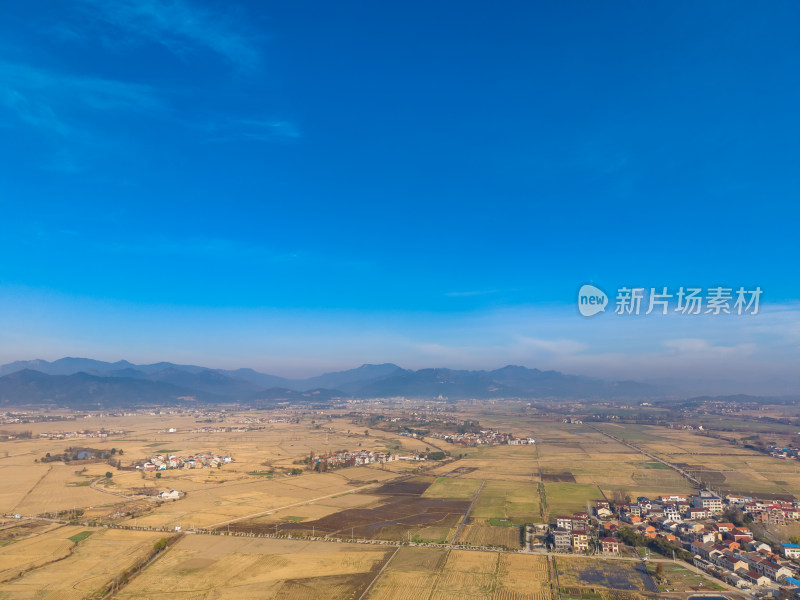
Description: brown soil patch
xmin=541 ymin=472 xmax=576 ymax=483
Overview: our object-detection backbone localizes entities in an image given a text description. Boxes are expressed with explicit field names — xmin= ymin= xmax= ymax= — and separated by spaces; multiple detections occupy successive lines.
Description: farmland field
xmin=116 ymin=534 xmax=392 ymax=599
xmin=555 ymin=556 xmax=655 ymax=593
xmin=0 ymin=401 xmax=797 ymax=598
xmin=0 ymin=527 xmax=166 ymax=599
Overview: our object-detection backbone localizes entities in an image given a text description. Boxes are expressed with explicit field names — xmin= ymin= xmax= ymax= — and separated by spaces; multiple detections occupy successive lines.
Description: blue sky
xmin=1 ymin=1 xmax=799 ymax=391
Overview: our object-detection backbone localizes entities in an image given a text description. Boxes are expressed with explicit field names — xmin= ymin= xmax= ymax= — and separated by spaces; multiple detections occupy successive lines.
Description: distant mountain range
xmin=0 ymin=357 xmax=661 ymax=408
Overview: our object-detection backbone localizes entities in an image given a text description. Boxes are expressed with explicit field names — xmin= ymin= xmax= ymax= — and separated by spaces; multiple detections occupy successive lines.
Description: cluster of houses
xmin=432 ymin=430 xmax=534 ymax=447
xmin=770 ymin=444 xmax=800 ymax=462
xmin=576 ymin=490 xmax=800 ymax=596
xmin=551 ymin=512 xmax=594 ymax=553
xmin=136 ymin=451 xmax=233 ymax=471
xmin=37 ymin=428 xmax=126 ymax=440
xmin=236 ymin=417 xmax=292 ymax=424
xmin=691 ymin=535 xmax=799 ymax=591
xmin=310 ymin=450 xmax=398 ymax=470
xmin=191 ymin=426 xmax=250 ymax=433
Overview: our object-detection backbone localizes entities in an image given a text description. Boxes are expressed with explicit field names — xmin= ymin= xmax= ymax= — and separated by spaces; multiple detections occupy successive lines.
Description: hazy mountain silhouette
xmin=0 ymin=357 xmax=663 ymax=408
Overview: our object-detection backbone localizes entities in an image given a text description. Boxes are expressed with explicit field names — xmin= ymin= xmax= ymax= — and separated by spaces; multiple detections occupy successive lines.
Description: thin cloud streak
xmin=0 ymin=60 xmax=162 ymax=137
xmin=76 ymin=0 xmax=261 ymax=70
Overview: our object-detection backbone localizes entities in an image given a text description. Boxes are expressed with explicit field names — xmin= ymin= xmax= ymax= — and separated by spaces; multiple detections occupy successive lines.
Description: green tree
xmin=105 ymin=471 xmax=113 ymax=479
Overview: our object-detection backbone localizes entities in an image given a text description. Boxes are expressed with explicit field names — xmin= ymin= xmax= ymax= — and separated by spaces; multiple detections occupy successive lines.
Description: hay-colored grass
xmin=117 ymin=534 xmax=391 ymax=599
xmin=0 ymin=527 xmax=166 ymax=599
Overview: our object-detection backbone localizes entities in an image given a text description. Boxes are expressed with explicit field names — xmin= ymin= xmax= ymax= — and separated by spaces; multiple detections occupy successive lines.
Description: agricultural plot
xmin=555 ymin=557 xmax=655 ymax=594
xmin=258 ymin=477 xmax=468 ymax=542
xmin=471 ymin=480 xmax=540 ymax=525
xmin=0 ymin=525 xmax=74 ymax=583
xmin=429 ymin=445 xmax=540 ymax=482
xmin=117 ymin=534 xmax=392 ymax=600
xmin=133 ymin=470 xmax=382 ymax=529
xmin=423 ymin=477 xmax=482 ymax=499
xmin=367 ymin=546 xmax=447 ymax=600
xmin=0 ymin=527 xmax=165 ymax=599
xmin=431 ymin=550 xmax=499 ymax=600
xmin=494 ymin=553 xmax=552 ymax=600
xmin=542 ymin=483 xmax=601 ymax=517
xmin=11 ymin=463 xmax=113 ymax=515
xmin=460 ymin=524 xmax=520 ymax=549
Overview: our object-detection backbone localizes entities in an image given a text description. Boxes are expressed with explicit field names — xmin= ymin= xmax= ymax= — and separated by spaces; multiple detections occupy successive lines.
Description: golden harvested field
xmin=432 ymin=550 xmax=499 ymax=600
xmin=494 ymin=554 xmax=552 ymax=600
xmin=428 ymin=446 xmax=541 ymax=483
xmin=367 ymin=546 xmax=447 ymax=600
xmin=117 ymin=534 xmax=392 ymax=599
xmin=369 ymin=549 xmax=553 ymax=600
xmin=461 ymin=524 xmax=520 ymax=549
xmin=0 ymin=527 xmax=165 ymax=599
xmin=131 ymin=470 xmax=387 ymax=529
xmin=596 ymin=422 xmax=800 ymax=496
xmin=11 ymin=464 xmax=114 ymax=515
xmin=0 ymin=525 xmax=74 ymax=583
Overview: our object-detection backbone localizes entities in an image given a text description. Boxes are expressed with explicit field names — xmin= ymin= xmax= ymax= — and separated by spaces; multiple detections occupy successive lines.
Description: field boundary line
xmin=587 ymin=425 xmax=702 ymax=488
xmin=425 ymin=548 xmax=451 ymax=600
xmin=357 ymin=545 xmax=400 ymax=600
xmin=10 ymin=465 xmax=52 ymax=512
xmin=451 ymin=479 xmax=484 ymax=544
xmin=203 ymin=481 xmax=379 ymax=530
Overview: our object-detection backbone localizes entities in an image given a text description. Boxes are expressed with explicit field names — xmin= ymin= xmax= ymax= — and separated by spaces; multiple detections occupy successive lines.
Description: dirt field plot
xmin=541 ymin=472 xmax=576 ymax=483
xmin=264 ymin=477 xmax=469 ymax=541
xmin=117 ymin=534 xmax=391 ymax=599
xmin=555 ymin=557 xmax=654 ymax=593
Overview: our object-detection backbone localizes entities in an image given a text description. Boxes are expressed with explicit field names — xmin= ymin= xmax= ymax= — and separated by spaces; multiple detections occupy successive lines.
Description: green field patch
xmin=280 ymin=516 xmax=306 ymax=522
xmin=472 ymin=481 xmax=541 ymax=524
xmin=67 ymin=479 xmax=95 ymax=487
xmin=68 ymin=530 xmax=94 ymax=544
xmin=248 ymin=471 xmax=273 ymax=477
xmin=489 ymin=517 xmax=513 ymax=527
xmin=422 ymin=477 xmax=482 ymax=499
xmin=544 ymin=483 xmax=602 ymax=516
xmin=644 ymin=461 xmax=671 ymax=470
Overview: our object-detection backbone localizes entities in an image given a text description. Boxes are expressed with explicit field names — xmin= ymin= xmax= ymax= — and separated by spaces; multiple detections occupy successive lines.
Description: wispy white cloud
xmin=0 ymin=60 xmax=162 ymax=138
xmin=76 ymin=0 xmax=261 ymax=70
xmin=445 ymin=289 xmax=500 ymax=297
xmin=199 ymin=118 xmax=301 ymax=142
xmin=516 ymin=336 xmax=588 ymax=355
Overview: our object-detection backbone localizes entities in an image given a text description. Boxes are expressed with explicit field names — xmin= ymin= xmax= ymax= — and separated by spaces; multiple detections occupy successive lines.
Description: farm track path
xmin=451 ymin=479 xmax=485 ymax=544
xmin=203 ymin=481 xmax=381 ymax=530
xmin=357 ymin=545 xmax=400 ymax=600
xmin=587 ymin=426 xmax=702 ymax=487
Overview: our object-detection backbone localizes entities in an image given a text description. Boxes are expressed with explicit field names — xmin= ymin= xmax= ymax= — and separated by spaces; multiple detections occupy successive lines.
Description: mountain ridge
xmin=0 ymin=357 xmax=663 ymax=408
